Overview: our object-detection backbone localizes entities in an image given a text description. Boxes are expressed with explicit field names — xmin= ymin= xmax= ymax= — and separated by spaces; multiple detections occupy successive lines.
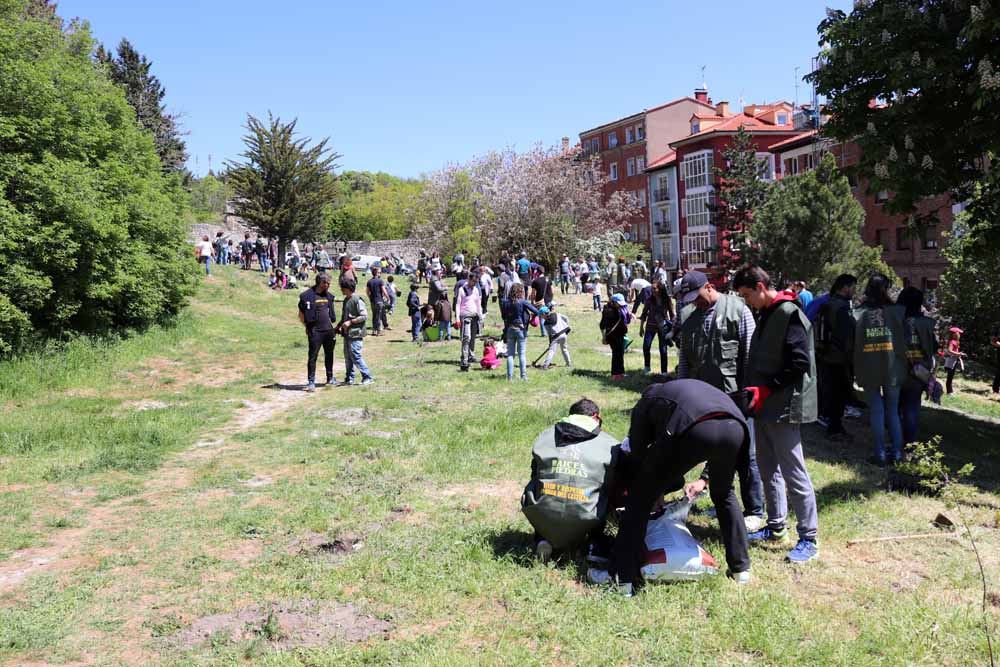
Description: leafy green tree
xmin=751 ymin=153 xmax=895 ymax=290
xmin=710 ymin=126 xmax=772 ymax=272
xmin=0 ymin=0 xmax=197 ymax=355
xmin=188 ymin=174 xmax=231 ymax=222
xmin=326 ymin=171 xmax=424 ymax=241
xmin=97 ymin=38 xmax=187 ymax=172
xmin=227 ymin=113 xmax=341 ymax=266
xmin=809 ymin=1 xmax=1000 ymax=221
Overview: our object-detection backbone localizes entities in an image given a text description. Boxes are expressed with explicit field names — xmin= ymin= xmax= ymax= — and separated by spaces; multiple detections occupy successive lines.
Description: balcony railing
xmin=652 ymin=188 xmax=671 ymax=203
xmin=683 ymin=231 xmax=717 ymax=267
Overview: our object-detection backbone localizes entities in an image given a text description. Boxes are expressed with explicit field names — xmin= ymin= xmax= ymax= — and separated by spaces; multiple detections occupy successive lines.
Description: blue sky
xmin=58 ymin=0 xmax=852 ymax=179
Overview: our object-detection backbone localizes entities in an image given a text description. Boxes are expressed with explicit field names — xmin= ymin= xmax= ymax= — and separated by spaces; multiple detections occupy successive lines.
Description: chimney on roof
xmin=561 ymin=136 xmax=569 ymax=153
xmin=694 ymin=87 xmax=709 ymax=103
xmin=716 ymin=101 xmax=730 ymax=117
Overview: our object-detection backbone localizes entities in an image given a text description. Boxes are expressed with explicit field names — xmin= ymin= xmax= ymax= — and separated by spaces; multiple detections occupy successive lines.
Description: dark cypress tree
xmin=709 ymin=126 xmax=771 ymax=274
xmin=98 ymin=38 xmax=187 ymax=171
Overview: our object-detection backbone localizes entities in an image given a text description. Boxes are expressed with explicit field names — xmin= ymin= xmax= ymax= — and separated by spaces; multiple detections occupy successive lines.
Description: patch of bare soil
xmin=434 ymin=480 xmax=522 ymax=516
xmin=171 ymin=600 xmax=389 ymax=650
xmin=323 ymin=407 xmax=371 ymax=426
xmin=242 ymin=474 xmax=273 ymax=488
xmin=288 ymin=532 xmax=364 ymax=558
xmin=369 ymin=430 xmax=400 ymax=439
xmin=126 ymin=400 xmax=169 ymax=411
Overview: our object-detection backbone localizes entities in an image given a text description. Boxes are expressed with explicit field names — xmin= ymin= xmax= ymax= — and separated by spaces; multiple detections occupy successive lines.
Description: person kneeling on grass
xmin=609 ymin=379 xmax=752 ymax=594
xmin=732 ymin=265 xmax=820 ymax=565
xmin=522 ymin=398 xmax=621 ymax=567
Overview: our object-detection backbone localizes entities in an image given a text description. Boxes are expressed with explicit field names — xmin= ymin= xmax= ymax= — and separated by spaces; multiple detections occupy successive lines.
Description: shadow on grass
xmin=569 ymin=367 xmax=667 ymax=393
xmin=261 ymin=382 xmax=318 ymax=392
xmin=482 ymin=527 xmax=594 ymax=579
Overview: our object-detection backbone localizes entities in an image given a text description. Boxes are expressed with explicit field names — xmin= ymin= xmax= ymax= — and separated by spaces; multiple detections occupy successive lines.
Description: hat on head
xmin=676 ymin=271 xmax=708 ymax=305
xmin=538 ymin=306 xmax=550 ymax=314
xmin=611 ymin=293 xmax=626 ymax=305
xmin=949 ymin=326 xmax=964 ymax=334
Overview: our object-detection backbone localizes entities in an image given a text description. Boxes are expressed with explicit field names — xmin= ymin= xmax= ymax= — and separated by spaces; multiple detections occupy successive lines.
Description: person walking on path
xmin=336 ymin=281 xmax=374 ymax=386
xmin=407 ymin=283 xmax=422 ymax=343
xmin=196 ymin=235 xmax=214 ymax=276
xmin=537 ymin=306 xmax=571 ymax=370
xmin=943 ymin=327 xmax=966 ymax=395
xmin=733 ymin=265 xmax=820 ymax=565
xmin=852 ymin=275 xmax=908 ymax=466
xmin=814 ymin=274 xmax=857 ymax=439
xmin=455 ymin=275 xmax=484 ymax=371
xmin=298 ymin=273 xmax=338 ymax=391
xmin=502 ymin=283 xmax=538 ymax=381
xmin=366 ymin=267 xmax=390 ymax=336
xmin=600 ymin=293 xmax=632 ymax=381
xmin=611 ymin=379 xmax=753 ymax=592
xmin=674 ymin=270 xmax=764 ymax=532
xmin=897 ymin=287 xmax=937 ymax=447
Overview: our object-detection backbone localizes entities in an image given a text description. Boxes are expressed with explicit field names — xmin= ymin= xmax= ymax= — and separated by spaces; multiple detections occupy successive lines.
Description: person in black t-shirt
xmin=366 ymin=267 xmax=389 ymax=336
xmin=298 ymin=273 xmax=338 ymax=391
xmin=530 ymin=266 xmax=553 ymax=337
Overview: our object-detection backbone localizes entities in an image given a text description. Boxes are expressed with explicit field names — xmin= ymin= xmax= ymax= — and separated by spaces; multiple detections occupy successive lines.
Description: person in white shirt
xmin=196 ymin=235 xmax=214 ymax=275
xmin=592 ymin=278 xmax=603 ymax=311
xmin=478 ymin=266 xmax=494 ymax=314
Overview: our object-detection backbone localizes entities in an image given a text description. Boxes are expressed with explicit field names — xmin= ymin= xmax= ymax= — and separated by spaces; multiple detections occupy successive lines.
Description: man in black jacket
xmin=611 ymin=379 xmax=752 ymax=593
xmin=816 ymin=274 xmax=857 ymax=438
xmin=298 ymin=273 xmax=337 ymax=391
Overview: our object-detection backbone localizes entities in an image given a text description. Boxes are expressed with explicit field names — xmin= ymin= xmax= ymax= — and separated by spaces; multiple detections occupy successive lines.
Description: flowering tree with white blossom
xmin=415 ymin=144 xmax=637 ymax=267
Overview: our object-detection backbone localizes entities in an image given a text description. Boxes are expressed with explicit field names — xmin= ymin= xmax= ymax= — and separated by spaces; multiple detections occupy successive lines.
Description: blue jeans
xmin=863 ymin=385 xmax=902 ymax=462
xmin=438 ymin=321 xmax=451 ymax=340
xmin=203 ymin=256 xmax=212 ymax=275
xmin=257 ymin=251 xmax=268 ymax=272
xmin=411 ymin=314 xmax=422 ymax=341
xmin=506 ymin=327 xmax=527 ymax=380
xmin=593 ymin=294 xmax=601 ymax=310
xmin=899 ymin=384 xmax=923 ymax=447
xmin=344 ymin=338 xmax=371 ymax=383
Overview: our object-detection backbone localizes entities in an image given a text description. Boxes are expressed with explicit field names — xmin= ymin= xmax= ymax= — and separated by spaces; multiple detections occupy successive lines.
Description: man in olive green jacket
xmin=337 ymin=281 xmax=374 ymax=386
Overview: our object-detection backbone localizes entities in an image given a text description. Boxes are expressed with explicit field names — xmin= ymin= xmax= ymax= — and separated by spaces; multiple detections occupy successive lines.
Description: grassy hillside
xmin=1 ymin=265 xmax=998 ymax=666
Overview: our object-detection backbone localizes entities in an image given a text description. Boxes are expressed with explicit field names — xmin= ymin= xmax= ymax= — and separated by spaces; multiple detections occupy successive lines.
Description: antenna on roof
xmin=700 ymin=65 xmax=707 ymax=89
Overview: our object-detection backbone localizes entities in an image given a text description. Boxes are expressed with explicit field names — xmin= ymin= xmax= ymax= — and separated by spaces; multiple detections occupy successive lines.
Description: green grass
xmin=0 ymin=265 xmax=998 ymax=666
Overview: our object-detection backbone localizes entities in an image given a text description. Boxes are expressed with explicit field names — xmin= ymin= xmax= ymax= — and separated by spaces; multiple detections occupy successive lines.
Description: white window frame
xmin=691 ymin=122 xmax=700 ymax=135
xmin=608 ymin=132 xmax=618 ymax=148
xmin=625 ymin=128 xmax=633 ymax=144
xmin=681 ymin=150 xmax=713 ymax=191
xmin=786 ymin=156 xmax=799 ymax=175
xmin=626 ymin=158 xmax=636 ymax=177
xmin=610 ymin=162 xmax=618 ymax=181
xmin=637 ymin=156 xmax=646 ymax=172
xmin=682 ymin=191 xmax=713 ymax=229
xmin=636 ymin=125 xmax=644 ymax=140
xmin=777 ymin=112 xmax=789 ymax=125
xmin=683 ymin=231 xmax=716 ymax=267
xmin=637 ymin=188 xmax=646 ymax=208
xmin=756 ymin=153 xmax=776 ymax=181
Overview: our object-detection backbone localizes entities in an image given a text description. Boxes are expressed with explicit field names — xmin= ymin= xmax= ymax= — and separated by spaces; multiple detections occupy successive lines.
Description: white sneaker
xmin=727 ymin=569 xmax=751 ymax=584
xmin=744 ymin=515 xmax=765 ymax=532
xmin=536 ymin=539 xmax=553 ymax=564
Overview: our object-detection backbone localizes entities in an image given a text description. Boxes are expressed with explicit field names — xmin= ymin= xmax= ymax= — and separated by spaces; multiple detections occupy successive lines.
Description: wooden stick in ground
xmin=847 ymin=532 xmax=957 ymax=547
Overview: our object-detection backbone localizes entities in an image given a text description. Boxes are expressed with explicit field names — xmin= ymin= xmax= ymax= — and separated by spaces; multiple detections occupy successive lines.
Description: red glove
xmin=746 ymin=386 xmax=772 ymax=414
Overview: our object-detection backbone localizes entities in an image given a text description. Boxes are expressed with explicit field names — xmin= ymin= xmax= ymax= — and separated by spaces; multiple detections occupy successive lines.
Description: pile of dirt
xmin=171 ymin=599 xmax=389 ymax=649
xmin=289 ymin=532 xmax=364 ymax=557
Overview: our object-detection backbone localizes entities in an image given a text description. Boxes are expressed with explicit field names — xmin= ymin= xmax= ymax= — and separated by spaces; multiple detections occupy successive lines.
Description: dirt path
xmin=0 ymin=375 xmax=307 ymax=596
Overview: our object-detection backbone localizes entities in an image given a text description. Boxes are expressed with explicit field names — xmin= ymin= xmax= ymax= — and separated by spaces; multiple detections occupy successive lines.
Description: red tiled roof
xmin=646 ymin=150 xmax=677 ymax=171
xmin=768 ymin=130 xmax=818 ymax=152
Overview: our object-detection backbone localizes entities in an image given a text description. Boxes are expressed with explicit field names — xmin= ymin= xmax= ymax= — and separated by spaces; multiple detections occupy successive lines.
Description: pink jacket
xmin=454 ymin=283 xmax=483 ymax=320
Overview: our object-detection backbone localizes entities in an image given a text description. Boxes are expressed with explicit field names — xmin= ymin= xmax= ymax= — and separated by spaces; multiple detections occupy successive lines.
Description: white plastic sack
xmin=587 ymin=497 xmax=719 ymax=585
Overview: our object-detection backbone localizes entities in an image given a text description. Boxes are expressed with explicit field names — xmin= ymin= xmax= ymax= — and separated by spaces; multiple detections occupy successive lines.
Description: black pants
xmin=946 ymin=365 xmax=956 ymax=394
xmin=612 ymin=418 xmax=750 ymax=584
xmin=821 ymin=362 xmax=851 ymax=433
xmin=371 ymin=303 xmax=385 ymax=334
xmin=307 ymin=328 xmax=336 ymax=382
xmin=609 ymin=336 xmax=625 ymax=375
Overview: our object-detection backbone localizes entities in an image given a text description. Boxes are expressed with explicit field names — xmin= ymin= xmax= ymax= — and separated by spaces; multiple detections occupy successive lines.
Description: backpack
xmin=521 ymin=419 xmax=620 ymax=550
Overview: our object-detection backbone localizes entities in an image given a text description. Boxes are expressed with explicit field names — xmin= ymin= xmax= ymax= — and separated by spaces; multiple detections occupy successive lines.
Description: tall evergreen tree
xmin=709 ymin=126 xmax=771 ymax=273
xmin=98 ymin=38 xmax=187 ymax=171
xmin=227 ymin=113 xmax=341 ymax=266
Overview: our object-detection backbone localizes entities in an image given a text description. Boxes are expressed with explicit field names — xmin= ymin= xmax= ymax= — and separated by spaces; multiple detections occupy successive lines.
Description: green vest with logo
xmin=852 ymin=304 xmax=907 ymax=389
xmin=341 ymin=294 xmax=367 ymax=340
xmin=521 ymin=415 xmax=619 ymax=550
xmin=903 ymin=315 xmax=937 ymax=389
xmin=679 ymin=294 xmax=745 ymax=393
xmin=747 ymin=301 xmax=817 ymax=423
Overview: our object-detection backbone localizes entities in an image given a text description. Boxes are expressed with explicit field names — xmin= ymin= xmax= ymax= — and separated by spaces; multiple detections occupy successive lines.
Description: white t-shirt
xmin=197 ymin=241 xmax=213 ymax=258
xmin=630 ymin=278 xmax=651 ymax=292
xmin=593 ymin=283 xmax=603 ymax=297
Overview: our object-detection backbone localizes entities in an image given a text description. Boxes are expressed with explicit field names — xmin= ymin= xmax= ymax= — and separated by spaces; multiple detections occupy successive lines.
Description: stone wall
xmin=329 ymin=239 xmax=422 ymax=264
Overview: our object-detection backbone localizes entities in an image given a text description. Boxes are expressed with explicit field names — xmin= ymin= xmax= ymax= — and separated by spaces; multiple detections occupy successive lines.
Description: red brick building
xmin=768 ymin=131 xmax=953 ymax=290
xmin=664 ymin=100 xmax=800 ymax=273
xmin=578 ymin=92 xmax=716 ymax=248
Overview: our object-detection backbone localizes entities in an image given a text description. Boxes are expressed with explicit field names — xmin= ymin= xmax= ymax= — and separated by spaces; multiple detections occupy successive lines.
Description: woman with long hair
xmin=501 ymin=283 xmax=538 ymax=381
xmin=852 ymin=274 xmax=907 ymax=466
xmin=896 ymin=287 xmax=937 ymax=446
xmin=600 ymin=293 xmax=632 ymax=381
xmin=639 ymin=279 xmax=676 ymax=375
